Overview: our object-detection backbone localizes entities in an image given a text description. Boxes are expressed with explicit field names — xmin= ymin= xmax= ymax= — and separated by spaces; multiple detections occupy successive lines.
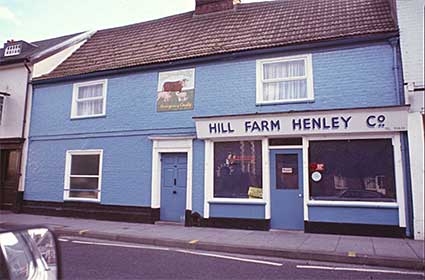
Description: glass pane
xmin=70 ymin=177 xmax=99 ymax=190
xmin=78 ymin=84 xmax=103 ymax=99
xmin=214 ymin=141 xmax=263 ymax=198
xmin=69 ymin=190 xmax=98 ymax=199
xmin=269 ymin=138 xmax=302 ymax=146
xmin=263 ymin=60 xmax=305 ymax=79
xmin=276 ymin=154 xmax=299 ymax=189
xmin=71 ymin=155 xmax=99 ymax=175
xmin=77 ymin=99 xmax=103 ymax=116
xmin=263 ymin=79 xmax=307 ymax=101
xmin=309 ymin=139 xmax=396 ymax=202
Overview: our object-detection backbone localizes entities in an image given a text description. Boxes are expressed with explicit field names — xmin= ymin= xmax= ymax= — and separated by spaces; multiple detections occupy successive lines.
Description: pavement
xmin=1 ymin=211 xmax=424 ymax=271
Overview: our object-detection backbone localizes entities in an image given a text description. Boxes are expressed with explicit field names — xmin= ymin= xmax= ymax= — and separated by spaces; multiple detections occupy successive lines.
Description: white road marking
xmin=176 ymin=249 xmax=283 ymax=267
xmin=58 ymin=238 xmax=69 ymax=242
xmin=67 ymin=239 xmax=282 ymax=266
xmin=296 ymin=265 xmax=425 ymax=276
xmin=70 ymin=240 xmax=171 ymax=251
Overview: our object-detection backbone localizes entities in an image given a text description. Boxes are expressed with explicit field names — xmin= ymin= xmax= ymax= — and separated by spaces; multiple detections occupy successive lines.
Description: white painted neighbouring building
xmin=0 ymin=31 xmax=93 ymax=211
xmin=397 ymin=0 xmax=425 ymax=240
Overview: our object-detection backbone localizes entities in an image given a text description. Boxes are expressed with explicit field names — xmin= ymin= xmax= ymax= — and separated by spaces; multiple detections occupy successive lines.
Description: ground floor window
xmin=309 ymin=139 xmax=396 ymax=202
xmin=214 ymin=140 xmax=263 ymax=198
xmin=64 ymin=150 xmax=102 ymax=201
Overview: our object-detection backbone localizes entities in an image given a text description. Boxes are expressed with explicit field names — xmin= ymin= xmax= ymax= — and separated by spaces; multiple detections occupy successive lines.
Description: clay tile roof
xmin=39 ymin=0 xmax=397 ymax=80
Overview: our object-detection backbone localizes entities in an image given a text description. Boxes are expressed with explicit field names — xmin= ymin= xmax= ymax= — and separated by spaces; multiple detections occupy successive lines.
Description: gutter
xmin=32 ymin=31 xmax=399 ymax=86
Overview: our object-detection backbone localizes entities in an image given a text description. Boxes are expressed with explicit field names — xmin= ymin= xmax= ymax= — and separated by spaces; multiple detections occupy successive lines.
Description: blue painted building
xmin=23 ymin=0 xmax=412 ymax=237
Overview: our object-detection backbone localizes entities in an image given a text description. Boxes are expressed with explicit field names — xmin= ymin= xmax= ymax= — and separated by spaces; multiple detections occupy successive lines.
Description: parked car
xmin=0 ymin=227 xmax=60 ymax=279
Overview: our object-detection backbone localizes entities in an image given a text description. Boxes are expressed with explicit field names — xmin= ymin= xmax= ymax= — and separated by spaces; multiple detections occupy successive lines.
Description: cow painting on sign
xmin=157 ymin=69 xmax=195 ymax=112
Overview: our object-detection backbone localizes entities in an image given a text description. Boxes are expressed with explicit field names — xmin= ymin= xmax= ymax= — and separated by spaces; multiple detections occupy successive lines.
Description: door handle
xmin=173 ymin=190 xmax=177 ymax=194
xmin=174 ymin=178 xmax=177 ymax=186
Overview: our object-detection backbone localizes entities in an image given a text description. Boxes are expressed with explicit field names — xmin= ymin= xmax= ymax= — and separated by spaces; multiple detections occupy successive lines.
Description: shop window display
xmin=214 ymin=141 xmax=263 ymax=198
xmin=309 ymin=139 xmax=396 ymax=202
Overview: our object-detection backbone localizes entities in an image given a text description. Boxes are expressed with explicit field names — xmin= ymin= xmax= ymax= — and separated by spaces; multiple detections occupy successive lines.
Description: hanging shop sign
xmin=157 ymin=68 xmax=195 ymax=112
xmin=194 ymin=106 xmax=408 ymax=139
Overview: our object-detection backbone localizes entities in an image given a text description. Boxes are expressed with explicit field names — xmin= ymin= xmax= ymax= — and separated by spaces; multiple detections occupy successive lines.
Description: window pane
xmin=71 ymin=155 xmax=100 ymax=175
xmin=70 ymin=177 xmax=99 ymax=190
xmin=77 ymin=99 xmax=104 ymax=116
xmin=263 ymin=80 xmax=307 ymax=101
xmin=263 ymin=60 xmax=305 ymax=79
xmin=309 ymin=139 xmax=396 ymax=202
xmin=214 ymin=141 xmax=263 ymax=198
xmin=276 ymin=154 xmax=299 ymax=189
xmin=269 ymin=138 xmax=302 ymax=146
xmin=69 ymin=191 xmax=98 ymax=199
xmin=78 ymin=84 xmax=103 ymax=99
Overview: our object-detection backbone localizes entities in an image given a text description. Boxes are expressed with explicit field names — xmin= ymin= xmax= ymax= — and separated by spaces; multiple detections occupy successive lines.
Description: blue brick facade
xmin=24 ymin=40 xmax=408 ymax=235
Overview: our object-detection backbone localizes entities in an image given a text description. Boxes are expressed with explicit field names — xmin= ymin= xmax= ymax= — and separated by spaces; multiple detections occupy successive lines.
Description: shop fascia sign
xmin=194 ymin=106 xmax=408 ymax=139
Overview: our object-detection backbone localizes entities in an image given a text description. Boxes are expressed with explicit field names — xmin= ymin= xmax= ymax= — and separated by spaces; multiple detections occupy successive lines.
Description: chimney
xmin=194 ymin=0 xmax=240 ymax=15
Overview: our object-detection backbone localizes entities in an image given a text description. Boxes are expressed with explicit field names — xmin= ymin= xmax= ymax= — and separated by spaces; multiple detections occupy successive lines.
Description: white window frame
xmin=4 ymin=44 xmax=21 ymax=56
xmin=303 ymin=133 xmax=406 ymax=228
xmin=71 ymin=79 xmax=107 ymax=119
xmin=0 ymin=96 xmax=4 ymax=125
xmin=256 ymin=54 xmax=314 ymax=105
xmin=64 ymin=149 xmax=103 ymax=202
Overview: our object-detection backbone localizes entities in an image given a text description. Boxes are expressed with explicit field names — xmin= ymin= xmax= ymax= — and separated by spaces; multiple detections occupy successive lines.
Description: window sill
xmin=64 ymin=198 xmax=100 ymax=203
xmin=307 ymin=200 xmax=398 ymax=208
xmin=256 ymin=98 xmax=315 ymax=106
xmin=70 ymin=114 xmax=106 ymax=120
xmin=209 ymin=198 xmax=266 ymax=205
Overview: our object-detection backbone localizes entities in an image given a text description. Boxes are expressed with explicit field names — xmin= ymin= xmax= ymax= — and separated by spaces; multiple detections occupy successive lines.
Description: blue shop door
xmin=270 ymin=149 xmax=304 ymax=230
xmin=160 ymin=153 xmax=187 ymax=222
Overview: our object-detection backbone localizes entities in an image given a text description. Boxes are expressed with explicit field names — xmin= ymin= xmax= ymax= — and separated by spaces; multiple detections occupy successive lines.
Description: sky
xmin=0 ymin=0 xmax=267 ymax=45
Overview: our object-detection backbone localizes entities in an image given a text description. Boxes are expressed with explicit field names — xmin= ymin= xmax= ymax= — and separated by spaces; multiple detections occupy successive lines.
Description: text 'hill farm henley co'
xmin=198 ymin=107 xmax=407 ymax=138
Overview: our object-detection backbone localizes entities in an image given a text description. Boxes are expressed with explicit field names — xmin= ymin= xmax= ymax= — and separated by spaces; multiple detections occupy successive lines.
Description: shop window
xmin=256 ymin=54 xmax=314 ymax=104
xmin=0 ymin=96 xmax=4 ymax=125
xmin=64 ymin=150 xmax=102 ymax=201
xmin=71 ymin=80 xmax=107 ymax=118
xmin=214 ymin=141 xmax=263 ymax=199
xmin=309 ymin=139 xmax=396 ymax=202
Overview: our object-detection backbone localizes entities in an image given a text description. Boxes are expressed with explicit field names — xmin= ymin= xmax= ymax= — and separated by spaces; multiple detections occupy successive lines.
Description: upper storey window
xmin=256 ymin=54 xmax=314 ymax=104
xmin=71 ymin=80 xmax=107 ymax=119
xmin=4 ymin=44 xmax=21 ymax=56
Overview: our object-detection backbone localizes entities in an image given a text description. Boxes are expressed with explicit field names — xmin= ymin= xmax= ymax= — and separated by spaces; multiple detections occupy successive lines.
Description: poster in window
xmin=157 ymin=69 xmax=195 ymax=112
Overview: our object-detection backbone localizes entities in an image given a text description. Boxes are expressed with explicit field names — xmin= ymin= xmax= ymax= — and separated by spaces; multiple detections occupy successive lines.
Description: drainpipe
xmin=389 ymin=37 xmax=405 ymax=105
xmin=389 ymin=37 xmax=413 ymax=237
xmin=15 ymin=60 xmax=32 ymax=212
xmin=22 ymin=60 xmax=32 ymax=139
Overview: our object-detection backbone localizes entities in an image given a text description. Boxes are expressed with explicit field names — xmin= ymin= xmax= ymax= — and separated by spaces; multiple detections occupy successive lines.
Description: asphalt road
xmin=59 ymin=237 xmax=424 ymax=280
